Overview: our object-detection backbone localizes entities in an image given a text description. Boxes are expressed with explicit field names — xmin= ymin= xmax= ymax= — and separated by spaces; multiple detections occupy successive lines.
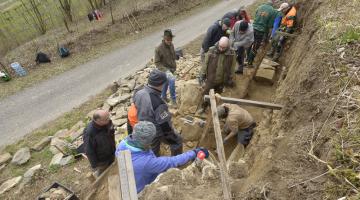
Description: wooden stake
xmin=204 ymin=95 xmax=283 ymax=110
xmin=117 ymin=150 xmax=138 ymax=200
xmin=209 ymin=89 xmax=232 ymax=200
xmin=108 ymin=175 xmax=122 ymax=200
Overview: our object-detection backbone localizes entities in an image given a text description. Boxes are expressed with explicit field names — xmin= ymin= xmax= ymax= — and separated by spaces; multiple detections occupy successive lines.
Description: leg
xmin=237 ymin=127 xmax=254 ymax=147
xmin=168 ymin=74 xmax=176 ymax=103
xmin=200 ymin=48 xmax=206 ymax=65
xmin=273 ymin=36 xmax=286 ymax=61
xmin=163 ymin=132 xmax=183 ymax=156
xmin=247 ymin=30 xmax=265 ymax=66
xmin=235 ymin=46 xmax=245 ymax=74
xmin=161 ymin=80 xmax=169 ymax=101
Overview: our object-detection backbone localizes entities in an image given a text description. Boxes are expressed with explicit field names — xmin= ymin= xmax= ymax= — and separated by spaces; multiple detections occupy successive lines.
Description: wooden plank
xmin=108 ymin=175 xmax=122 ymax=200
xmin=124 ymin=150 xmax=138 ymax=200
xmin=204 ymin=95 xmax=283 ymax=110
xmin=209 ymin=89 xmax=232 ymax=200
xmin=117 ymin=150 xmax=138 ymax=200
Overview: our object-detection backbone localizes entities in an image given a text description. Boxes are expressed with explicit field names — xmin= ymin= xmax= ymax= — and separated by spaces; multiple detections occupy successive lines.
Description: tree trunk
xmin=109 ymin=0 xmax=114 ymax=24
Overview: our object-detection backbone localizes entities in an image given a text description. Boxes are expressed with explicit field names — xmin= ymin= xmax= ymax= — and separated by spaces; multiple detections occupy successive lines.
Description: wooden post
xmin=209 ymin=89 xmax=232 ymax=200
xmin=108 ymin=175 xmax=122 ymax=200
xmin=204 ymin=95 xmax=283 ymax=110
xmin=117 ymin=150 xmax=138 ymax=200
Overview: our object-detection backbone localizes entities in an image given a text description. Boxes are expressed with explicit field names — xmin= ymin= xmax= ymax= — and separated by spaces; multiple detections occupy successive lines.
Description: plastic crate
xmin=37 ymin=182 xmax=79 ymax=200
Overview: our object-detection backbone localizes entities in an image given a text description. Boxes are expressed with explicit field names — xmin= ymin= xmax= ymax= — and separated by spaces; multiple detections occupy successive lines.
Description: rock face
xmin=107 ymin=94 xmax=131 ymax=107
xmin=0 ymin=153 xmax=12 ymax=165
xmin=0 ymin=176 xmax=22 ymax=194
xmin=228 ymin=160 xmax=248 ymax=179
xmin=31 ymin=136 xmax=52 ymax=151
xmin=11 ymin=147 xmax=31 ymax=165
xmin=112 ymin=118 xmax=127 ymax=127
xmin=178 ymin=80 xmax=203 ymax=115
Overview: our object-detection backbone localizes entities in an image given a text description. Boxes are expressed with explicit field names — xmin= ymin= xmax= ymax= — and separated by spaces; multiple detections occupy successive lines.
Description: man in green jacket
xmin=154 ymin=29 xmax=178 ymax=108
xmin=247 ymin=0 xmax=277 ymax=66
xmin=198 ymin=37 xmax=236 ymax=113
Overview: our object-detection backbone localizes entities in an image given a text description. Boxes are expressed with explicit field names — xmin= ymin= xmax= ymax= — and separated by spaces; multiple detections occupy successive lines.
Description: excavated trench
xmin=85 ymin=1 xmax=323 ymax=199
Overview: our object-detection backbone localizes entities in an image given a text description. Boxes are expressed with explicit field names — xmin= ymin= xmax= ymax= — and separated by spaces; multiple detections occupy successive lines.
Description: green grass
xmin=340 ymin=28 xmax=360 ymax=44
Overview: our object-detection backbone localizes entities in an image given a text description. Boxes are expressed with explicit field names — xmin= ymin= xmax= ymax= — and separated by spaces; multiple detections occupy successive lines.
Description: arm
xmin=233 ymin=29 xmax=255 ymax=49
xmin=154 ymin=47 xmax=166 ymax=70
xmin=83 ymin=129 xmax=98 ymax=168
xmin=145 ymin=151 xmax=196 ymax=174
xmin=223 ymin=119 xmax=239 ymax=143
xmin=200 ymin=51 xmax=210 ymax=77
xmin=202 ymin=26 xmax=215 ymax=52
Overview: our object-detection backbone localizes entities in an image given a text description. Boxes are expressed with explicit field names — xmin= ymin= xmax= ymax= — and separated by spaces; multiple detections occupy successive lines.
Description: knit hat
xmin=148 ymin=69 xmax=167 ymax=87
xmin=222 ymin=18 xmax=231 ymax=27
xmin=278 ymin=3 xmax=290 ymax=11
xmin=164 ymin=29 xmax=175 ymax=38
xmin=239 ymin=21 xmax=249 ymax=32
xmin=132 ymin=121 xmax=156 ymax=148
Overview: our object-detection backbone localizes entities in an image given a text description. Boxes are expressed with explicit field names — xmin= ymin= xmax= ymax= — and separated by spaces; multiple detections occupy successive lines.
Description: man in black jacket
xmin=200 ymin=18 xmax=231 ymax=64
xmin=83 ymin=109 xmax=116 ymax=177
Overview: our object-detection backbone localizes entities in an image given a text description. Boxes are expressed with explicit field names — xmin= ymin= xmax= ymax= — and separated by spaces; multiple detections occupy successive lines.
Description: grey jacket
xmin=133 ymin=85 xmax=174 ymax=136
xmin=230 ymin=20 xmax=254 ymax=49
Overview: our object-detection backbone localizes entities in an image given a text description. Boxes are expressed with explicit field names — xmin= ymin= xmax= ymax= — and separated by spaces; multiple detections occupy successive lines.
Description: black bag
xmin=88 ymin=13 xmax=94 ymax=21
xmin=35 ymin=52 xmax=51 ymax=64
xmin=59 ymin=47 xmax=70 ymax=58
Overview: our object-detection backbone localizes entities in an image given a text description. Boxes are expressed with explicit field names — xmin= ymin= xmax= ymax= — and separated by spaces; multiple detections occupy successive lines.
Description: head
xmin=218 ymin=37 xmax=229 ymax=53
xmin=239 ymin=21 xmax=249 ymax=34
xmin=93 ymin=109 xmax=110 ymax=126
xmin=239 ymin=9 xmax=247 ymax=18
xmin=278 ymin=3 xmax=290 ymax=13
xmin=132 ymin=121 xmax=156 ymax=150
xmin=217 ymin=105 xmax=229 ymax=119
xmin=148 ymin=69 xmax=168 ymax=90
xmin=163 ymin=29 xmax=174 ymax=46
xmin=221 ymin=18 xmax=231 ymax=31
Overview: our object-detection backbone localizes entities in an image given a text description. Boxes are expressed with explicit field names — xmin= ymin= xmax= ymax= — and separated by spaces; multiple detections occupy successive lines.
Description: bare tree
xmin=20 ymin=0 xmax=47 ymax=34
xmin=58 ymin=0 xmax=73 ymax=22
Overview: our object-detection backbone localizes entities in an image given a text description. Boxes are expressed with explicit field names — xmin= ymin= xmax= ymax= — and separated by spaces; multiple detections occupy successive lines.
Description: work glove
xmin=193 ymin=147 xmax=209 ymax=158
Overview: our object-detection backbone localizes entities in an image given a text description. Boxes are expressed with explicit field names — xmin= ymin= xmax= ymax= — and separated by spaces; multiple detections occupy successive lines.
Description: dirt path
xmin=0 ymin=0 xmax=255 ymax=148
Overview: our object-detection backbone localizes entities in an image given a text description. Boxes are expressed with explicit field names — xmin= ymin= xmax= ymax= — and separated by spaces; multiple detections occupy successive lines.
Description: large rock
xmin=22 ymin=164 xmax=42 ymax=185
xmin=106 ymin=94 xmax=131 ymax=107
xmin=112 ymin=106 xmax=128 ymax=119
xmin=31 ymin=136 xmax=52 ymax=151
xmin=70 ymin=121 xmax=85 ymax=132
xmin=50 ymin=153 xmax=64 ymax=166
xmin=228 ymin=160 xmax=248 ymax=179
xmin=54 ymin=129 xmax=70 ymax=138
xmin=11 ymin=147 xmax=31 ymax=165
xmin=180 ymin=117 xmax=205 ymax=141
xmin=254 ymin=63 xmax=276 ymax=85
xmin=0 ymin=176 xmax=22 ymax=194
xmin=70 ymin=127 xmax=84 ymax=141
xmin=59 ymin=155 xmax=73 ymax=166
xmin=112 ymin=118 xmax=127 ymax=127
xmin=0 ymin=153 xmax=12 ymax=165
xmin=178 ymin=80 xmax=203 ymax=115
xmin=123 ymin=79 xmax=136 ymax=91
xmin=49 ymin=138 xmax=72 ymax=155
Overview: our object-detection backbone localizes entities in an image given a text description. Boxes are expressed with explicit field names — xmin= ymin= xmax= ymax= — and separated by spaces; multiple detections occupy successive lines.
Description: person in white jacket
xmin=230 ymin=20 xmax=254 ymax=74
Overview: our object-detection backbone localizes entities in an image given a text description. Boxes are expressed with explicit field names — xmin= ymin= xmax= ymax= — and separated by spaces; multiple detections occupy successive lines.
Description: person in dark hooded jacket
xmin=83 ymin=109 xmax=116 ymax=177
xmin=200 ymin=18 xmax=231 ymax=64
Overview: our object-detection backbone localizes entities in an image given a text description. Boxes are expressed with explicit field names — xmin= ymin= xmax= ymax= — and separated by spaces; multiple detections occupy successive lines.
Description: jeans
xmin=161 ymin=71 xmax=176 ymax=101
xmin=237 ymin=123 xmax=256 ymax=147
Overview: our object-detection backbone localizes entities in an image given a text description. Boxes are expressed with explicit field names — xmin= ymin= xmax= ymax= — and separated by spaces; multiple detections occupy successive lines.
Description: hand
xmin=194 ymin=147 xmax=209 ymax=158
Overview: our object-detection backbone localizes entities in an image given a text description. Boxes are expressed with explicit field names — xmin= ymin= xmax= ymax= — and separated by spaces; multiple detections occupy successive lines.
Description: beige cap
xmin=278 ymin=3 xmax=290 ymax=11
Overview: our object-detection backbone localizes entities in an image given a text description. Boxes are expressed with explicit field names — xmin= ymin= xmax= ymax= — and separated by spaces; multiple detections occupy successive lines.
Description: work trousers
xmin=247 ymin=29 xmax=266 ymax=65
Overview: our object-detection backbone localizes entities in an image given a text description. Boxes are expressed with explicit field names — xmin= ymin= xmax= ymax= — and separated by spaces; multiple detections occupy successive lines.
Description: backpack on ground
xmin=59 ymin=47 xmax=70 ymax=58
xmin=35 ymin=52 xmax=51 ymax=64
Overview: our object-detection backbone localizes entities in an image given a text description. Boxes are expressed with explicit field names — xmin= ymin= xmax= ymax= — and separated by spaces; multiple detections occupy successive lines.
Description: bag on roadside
xmin=59 ymin=47 xmax=70 ymax=58
xmin=35 ymin=52 xmax=51 ymax=64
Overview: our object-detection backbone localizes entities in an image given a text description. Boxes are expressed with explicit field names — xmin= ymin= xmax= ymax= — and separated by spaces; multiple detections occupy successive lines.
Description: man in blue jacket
xmin=116 ymin=121 xmax=209 ymax=193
